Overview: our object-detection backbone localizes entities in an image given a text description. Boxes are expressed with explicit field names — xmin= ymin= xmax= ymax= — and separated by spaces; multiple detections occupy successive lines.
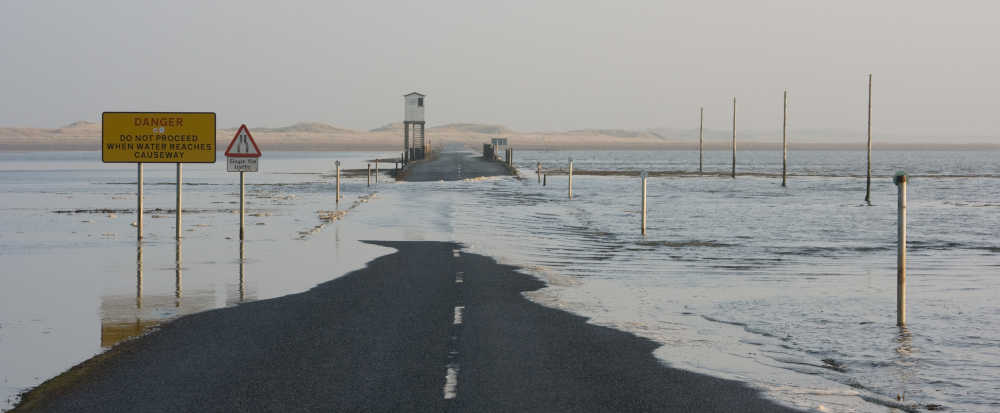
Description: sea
xmin=1 ymin=149 xmax=997 ymax=412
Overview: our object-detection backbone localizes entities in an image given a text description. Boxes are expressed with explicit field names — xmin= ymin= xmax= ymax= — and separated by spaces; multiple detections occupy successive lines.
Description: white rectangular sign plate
xmin=228 ymin=157 xmax=259 ymax=172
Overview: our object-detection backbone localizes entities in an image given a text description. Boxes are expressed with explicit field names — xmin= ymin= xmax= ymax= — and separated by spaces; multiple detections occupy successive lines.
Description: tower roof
xmin=403 ymin=92 xmax=425 ymax=97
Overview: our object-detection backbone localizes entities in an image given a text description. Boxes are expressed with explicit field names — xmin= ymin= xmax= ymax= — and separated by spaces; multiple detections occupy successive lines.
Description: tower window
xmin=417 ymin=97 xmax=424 ymax=107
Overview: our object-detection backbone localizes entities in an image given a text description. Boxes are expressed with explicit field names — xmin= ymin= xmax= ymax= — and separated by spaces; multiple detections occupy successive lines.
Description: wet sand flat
xmin=15 ymin=241 xmax=798 ymax=412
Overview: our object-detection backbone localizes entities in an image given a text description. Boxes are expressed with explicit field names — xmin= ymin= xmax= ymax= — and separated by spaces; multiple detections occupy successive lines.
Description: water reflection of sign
xmin=225 ymin=124 xmax=261 ymax=172
xmin=102 ymin=112 xmax=216 ymax=163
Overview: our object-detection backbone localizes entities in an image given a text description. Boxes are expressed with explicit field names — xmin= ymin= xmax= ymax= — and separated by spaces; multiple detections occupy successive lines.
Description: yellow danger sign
xmin=102 ymin=112 xmax=216 ymax=163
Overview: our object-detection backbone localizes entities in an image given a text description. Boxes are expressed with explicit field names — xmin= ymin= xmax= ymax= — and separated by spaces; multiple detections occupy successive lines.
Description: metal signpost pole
xmin=240 ymin=171 xmax=245 ymax=241
xmin=176 ymin=163 xmax=182 ymax=239
xmin=137 ymin=163 xmax=143 ymax=239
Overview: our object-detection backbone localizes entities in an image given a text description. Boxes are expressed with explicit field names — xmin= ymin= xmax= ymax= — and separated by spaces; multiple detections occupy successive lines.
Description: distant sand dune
xmin=1 ymin=121 xmax=996 ymax=151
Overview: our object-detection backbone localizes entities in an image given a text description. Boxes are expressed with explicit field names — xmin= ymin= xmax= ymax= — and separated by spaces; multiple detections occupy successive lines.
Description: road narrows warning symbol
xmin=225 ymin=125 xmax=262 ymax=158
xmin=226 ymin=124 xmax=261 ymax=172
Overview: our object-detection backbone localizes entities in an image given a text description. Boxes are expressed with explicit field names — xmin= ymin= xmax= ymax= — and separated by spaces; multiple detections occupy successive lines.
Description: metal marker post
xmin=568 ymin=158 xmax=574 ymax=199
xmin=537 ymin=162 xmax=541 ymax=183
xmin=641 ymin=171 xmax=648 ymax=235
xmin=176 ymin=163 xmax=182 ymax=239
xmin=137 ymin=163 xmax=143 ymax=239
xmin=335 ymin=160 xmax=341 ymax=206
xmin=699 ymin=107 xmax=704 ymax=174
xmin=375 ymin=160 xmax=379 ymax=184
xmin=894 ymin=172 xmax=907 ymax=326
xmin=367 ymin=163 xmax=371 ymax=187
xmin=731 ymin=97 xmax=737 ymax=179
xmin=782 ymin=90 xmax=788 ymax=187
xmin=866 ymin=74 xmax=873 ymax=204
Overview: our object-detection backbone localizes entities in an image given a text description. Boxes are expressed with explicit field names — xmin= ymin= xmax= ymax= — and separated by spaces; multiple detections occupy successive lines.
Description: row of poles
xmin=531 ymin=75 xmax=906 ymax=326
xmin=537 ymin=158 xmax=908 ymax=326
xmin=694 ymin=75 xmax=875 ymax=200
xmin=334 ymin=159 xmax=383 ymax=206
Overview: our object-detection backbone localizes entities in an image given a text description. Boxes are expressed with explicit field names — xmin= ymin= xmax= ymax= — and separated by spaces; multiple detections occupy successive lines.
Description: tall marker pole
xmin=568 ymin=158 xmax=574 ymax=199
xmin=782 ymin=90 xmax=788 ymax=187
xmin=137 ymin=163 xmax=143 ymax=239
xmin=699 ymin=107 xmax=704 ymax=174
xmin=335 ymin=161 xmax=341 ymax=206
xmin=897 ymin=174 xmax=907 ymax=326
xmin=176 ymin=163 xmax=182 ymax=239
xmin=731 ymin=97 xmax=736 ymax=179
xmin=866 ymin=74 xmax=873 ymax=204
xmin=640 ymin=171 xmax=647 ymax=235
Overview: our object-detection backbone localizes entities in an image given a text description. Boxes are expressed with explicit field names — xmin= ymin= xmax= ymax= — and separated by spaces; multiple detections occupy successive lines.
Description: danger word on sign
xmin=102 ymin=112 xmax=216 ymax=163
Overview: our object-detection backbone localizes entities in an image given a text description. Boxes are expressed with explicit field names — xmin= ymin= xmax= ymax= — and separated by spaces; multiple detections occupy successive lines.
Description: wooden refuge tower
xmin=403 ymin=92 xmax=426 ymax=161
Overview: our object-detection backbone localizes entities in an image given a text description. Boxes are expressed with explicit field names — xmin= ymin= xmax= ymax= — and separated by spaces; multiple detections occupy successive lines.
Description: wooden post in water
xmin=543 ymin=174 xmax=547 ymax=186
xmin=640 ymin=171 xmax=648 ymax=235
xmin=137 ymin=163 xmax=143 ymax=239
xmin=866 ymin=74 xmax=873 ymax=204
xmin=894 ymin=172 xmax=907 ymax=326
xmin=335 ymin=161 xmax=341 ymax=206
xmin=699 ymin=107 xmax=704 ymax=174
xmin=731 ymin=97 xmax=736 ymax=179
xmin=782 ymin=90 xmax=788 ymax=187
xmin=239 ymin=171 xmax=245 ymax=241
xmin=375 ymin=160 xmax=379 ymax=184
xmin=367 ymin=163 xmax=371 ymax=187
xmin=537 ymin=162 xmax=541 ymax=183
xmin=176 ymin=163 xmax=182 ymax=240
xmin=568 ymin=158 xmax=574 ymax=199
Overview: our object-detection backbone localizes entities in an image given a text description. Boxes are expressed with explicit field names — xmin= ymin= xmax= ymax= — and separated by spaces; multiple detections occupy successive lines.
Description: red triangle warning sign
xmin=225 ymin=124 xmax=262 ymax=157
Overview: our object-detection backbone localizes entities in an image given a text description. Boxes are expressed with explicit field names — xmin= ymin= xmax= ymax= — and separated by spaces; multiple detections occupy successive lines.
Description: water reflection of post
xmin=239 ymin=238 xmax=246 ymax=302
xmin=136 ymin=239 xmax=143 ymax=309
xmin=893 ymin=326 xmax=914 ymax=401
xmin=175 ymin=238 xmax=182 ymax=307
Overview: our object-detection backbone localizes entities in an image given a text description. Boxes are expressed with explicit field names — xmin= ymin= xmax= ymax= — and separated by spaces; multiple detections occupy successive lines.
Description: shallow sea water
xmin=1 ymin=149 xmax=997 ymax=412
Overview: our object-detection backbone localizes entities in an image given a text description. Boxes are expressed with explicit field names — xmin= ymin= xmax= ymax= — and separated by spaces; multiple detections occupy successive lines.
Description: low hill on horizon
xmin=0 ymin=120 xmax=996 ymax=150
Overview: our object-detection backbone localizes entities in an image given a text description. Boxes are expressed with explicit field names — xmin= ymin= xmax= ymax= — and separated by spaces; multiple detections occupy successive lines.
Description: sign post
xmin=225 ymin=124 xmax=263 ymax=240
xmin=102 ymin=112 xmax=216 ymax=240
xmin=137 ymin=163 xmax=143 ymax=238
xmin=335 ymin=160 xmax=341 ymax=206
xmin=176 ymin=163 xmax=182 ymax=239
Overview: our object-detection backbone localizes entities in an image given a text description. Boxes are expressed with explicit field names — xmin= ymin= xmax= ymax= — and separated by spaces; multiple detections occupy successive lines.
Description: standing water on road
xmin=1 ymin=149 xmax=998 ymax=412
xmin=370 ymin=149 xmax=999 ymax=412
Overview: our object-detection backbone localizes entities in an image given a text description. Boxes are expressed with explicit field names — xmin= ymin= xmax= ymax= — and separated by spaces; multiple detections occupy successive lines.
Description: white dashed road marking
xmin=453 ymin=306 xmax=464 ymax=325
xmin=443 ymin=363 xmax=460 ymax=399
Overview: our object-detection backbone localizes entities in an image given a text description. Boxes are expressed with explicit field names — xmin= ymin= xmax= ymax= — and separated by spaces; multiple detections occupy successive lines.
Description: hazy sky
xmin=1 ymin=0 xmax=997 ymax=138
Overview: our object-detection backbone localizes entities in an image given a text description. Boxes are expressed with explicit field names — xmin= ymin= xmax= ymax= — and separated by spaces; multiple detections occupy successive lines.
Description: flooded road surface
xmin=18 ymin=241 xmax=794 ymax=413
xmin=402 ymin=150 xmax=510 ymax=182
